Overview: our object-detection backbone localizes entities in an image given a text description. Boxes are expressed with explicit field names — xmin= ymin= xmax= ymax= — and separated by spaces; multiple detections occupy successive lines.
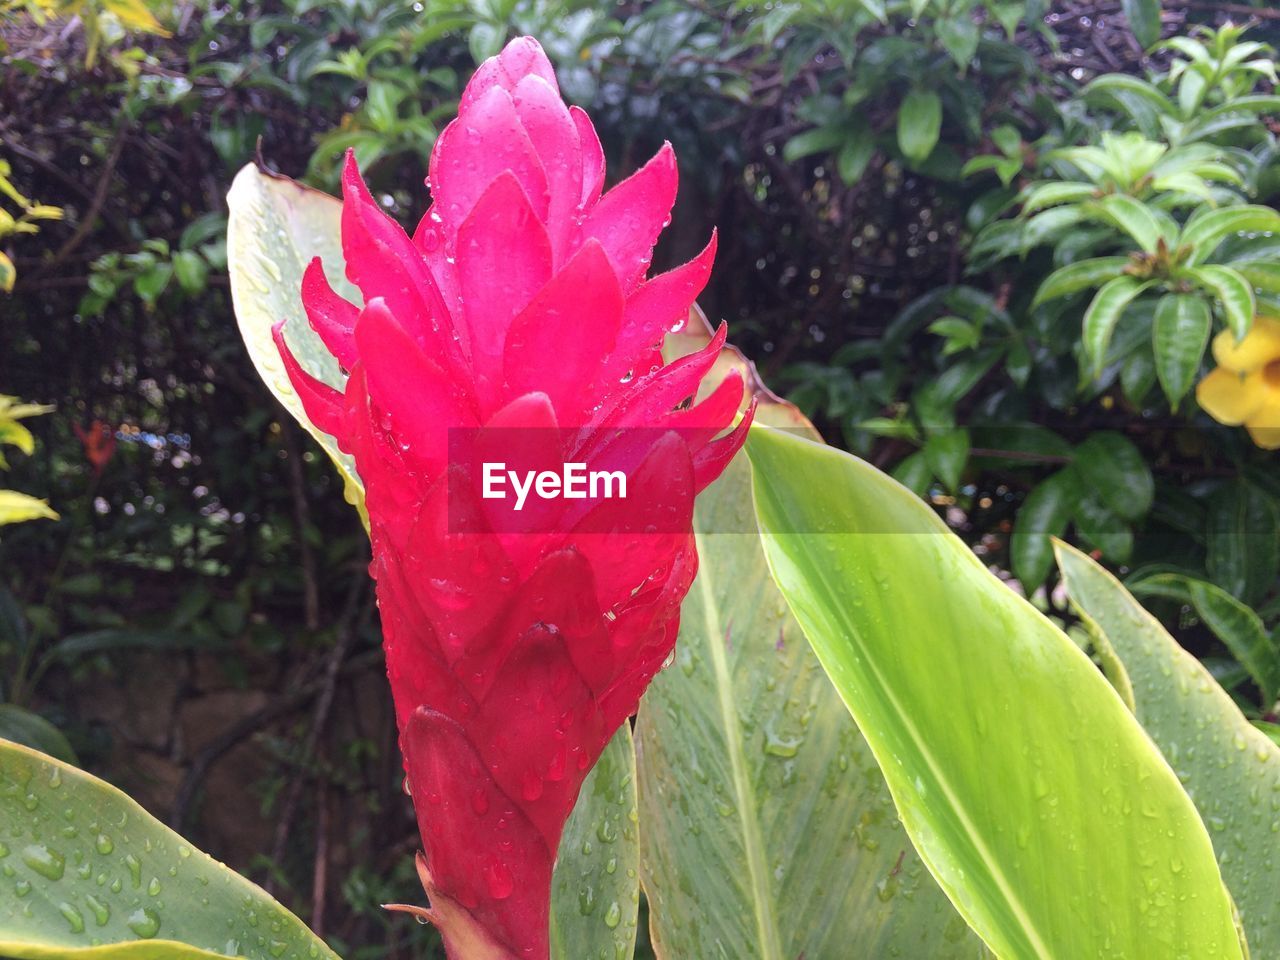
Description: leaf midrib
xmin=694 ymin=531 xmax=786 ymax=960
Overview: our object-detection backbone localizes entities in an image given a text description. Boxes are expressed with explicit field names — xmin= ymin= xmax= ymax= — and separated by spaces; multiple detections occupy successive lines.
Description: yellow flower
xmin=1196 ymin=315 xmax=1280 ymax=450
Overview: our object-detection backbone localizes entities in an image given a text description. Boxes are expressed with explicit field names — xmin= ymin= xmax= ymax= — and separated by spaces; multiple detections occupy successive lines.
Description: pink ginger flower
xmin=275 ymin=36 xmax=752 ymax=959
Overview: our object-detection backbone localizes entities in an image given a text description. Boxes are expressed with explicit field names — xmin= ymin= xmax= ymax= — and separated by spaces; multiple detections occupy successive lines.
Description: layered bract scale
xmin=274 ymin=36 xmax=752 ymax=960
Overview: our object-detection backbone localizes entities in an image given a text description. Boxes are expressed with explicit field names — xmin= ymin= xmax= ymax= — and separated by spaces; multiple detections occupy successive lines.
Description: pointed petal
xmin=602 ymin=323 xmax=729 ymax=430
xmin=301 ymin=257 xmax=360 ymax=371
xmin=692 ymin=400 xmax=755 ymax=491
xmin=504 ymin=240 xmax=623 ymax=416
xmin=570 ymin=105 xmax=605 ymax=207
xmin=579 ymin=142 xmax=676 ymax=290
xmin=456 ymin=172 xmax=554 ymax=405
xmin=468 ymin=626 xmax=607 ymax=850
xmin=271 ymin=321 xmax=344 ymax=437
xmin=354 ymin=298 xmax=476 ymax=471
xmin=341 ymin=153 xmax=460 ymax=367
xmin=431 ymin=86 xmax=550 ymax=231
xmin=403 ymin=707 xmax=552 ymax=960
xmin=511 ymin=74 xmax=582 ymax=261
xmin=460 ymin=35 xmax=558 ymax=111
xmin=599 ymin=231 xmax=716 ymax=389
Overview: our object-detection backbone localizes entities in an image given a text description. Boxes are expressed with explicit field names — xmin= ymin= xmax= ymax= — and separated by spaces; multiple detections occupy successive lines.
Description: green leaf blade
xmin=1056 ymin=543 xmax=1280 ymax=957
xmin=745 ymin=425 xmax=1242 ymax=960
xmin=898 ymin=90 xmax=942 ymax=165
xmin=0 ymin=739 xmax=341 ymax=960
xmin=1152 ymin=293 xmax=1212 ymax=407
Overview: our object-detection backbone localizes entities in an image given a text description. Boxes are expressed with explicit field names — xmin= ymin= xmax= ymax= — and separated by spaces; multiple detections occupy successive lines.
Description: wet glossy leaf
xmin=1056 ymin=542 xmax=1280 ymax=957
xmin=226 ymin=164 xmax=366 ymax=522
xmin=746 ymin=426 xmax=1243 ymax=960
xmin=635 ymin=317 xmax=980 ymax=959
xmin=1082 ymin=277 xmax=1153 ymax=375
xmin=549 ymin=725 xmax=639 ymax=960
xmin=1032 ymin=257 xmax=1129 ymax=306
xmin=0 ymin=738 xmax=341 ymax=960
xmin=1152 ymin=293 xmax=1211 ymax=407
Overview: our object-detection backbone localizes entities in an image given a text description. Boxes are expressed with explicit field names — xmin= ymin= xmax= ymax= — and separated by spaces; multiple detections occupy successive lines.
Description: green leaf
xmin=636 ymin=343 xmax=979 ymax=958
xmin=1180 ymin=205 xmax=1280 ymax=267
xmin=745 ymin=425 xmax=1244 ymax=960
xmin=1073 ymin=494 xmax=1133 ymax=562
xmin=549 ymin=725 xmax=639 ymax=960
xmin=1057 ymin=542 xmax=1280 ymax=958
xmin=923 ymin=428 xmax=969 ymax=492
xmin=1031 ymin=257 xmax=1130 ymax=306
xmin=1186 ymin=579 xmax=1280 ymax=707
xmin=1072 ymin=431 xmax=1154 ymax=521
xmin=0 ymin=707 xmax=76 ymax=765
xmin=1152 ymin=293 xmax=1211 ymax=407
xmin=836 ymin=135 xmax=874 ymax=185
xmin=1082 ymin=276 xmax=1152 ymax=375
xmin=1188 ymin=265 xmax=1255 ymax=342
xmin=1021 ymin=182 xmax=1097 ymax=214
xmin=1011 ymin=469 xmax=1081 ymax=591
xmin=936 ymin=13 xmax=979 ymax=69
xmin=0 ymin=738 xmax=341 ymax=960
xmin=1121 ymin=0 xmax=1161 ymax=49
xmin=782 ymin=125 xmax=845 ymax=164
xmin=1206 ymin=480 xmax=1280 ymax=605
xmin=897 ymin=89 xmax=942 ymax=165
xmin=226 ymin=164 xmax=366 ymax=525
xmin=893 ymin=450 xmax=933 ymax=497
xmin=1233 ymin=261 xmax=1280 ymax=295
xmin=1087 ymin=194 xmax=1165 ymax=253
xmin=1121 ymin=348 xmax=1157 ymax=405
xmin=171 ymin=250 xmax=208 ymax=295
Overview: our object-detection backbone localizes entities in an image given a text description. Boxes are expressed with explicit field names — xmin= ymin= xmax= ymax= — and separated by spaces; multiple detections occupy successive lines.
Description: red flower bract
xmin=276 ymin=35 xmax=752 ymax=960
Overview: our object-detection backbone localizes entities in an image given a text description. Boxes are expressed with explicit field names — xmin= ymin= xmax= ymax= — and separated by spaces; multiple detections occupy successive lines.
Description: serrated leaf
xmin=1152 ymin=293 xmax=1211 ymax=407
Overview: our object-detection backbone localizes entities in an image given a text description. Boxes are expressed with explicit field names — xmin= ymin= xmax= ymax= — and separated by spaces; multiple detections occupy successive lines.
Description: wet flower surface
xmin=275 ymin=36 xmax=752 ymax=960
